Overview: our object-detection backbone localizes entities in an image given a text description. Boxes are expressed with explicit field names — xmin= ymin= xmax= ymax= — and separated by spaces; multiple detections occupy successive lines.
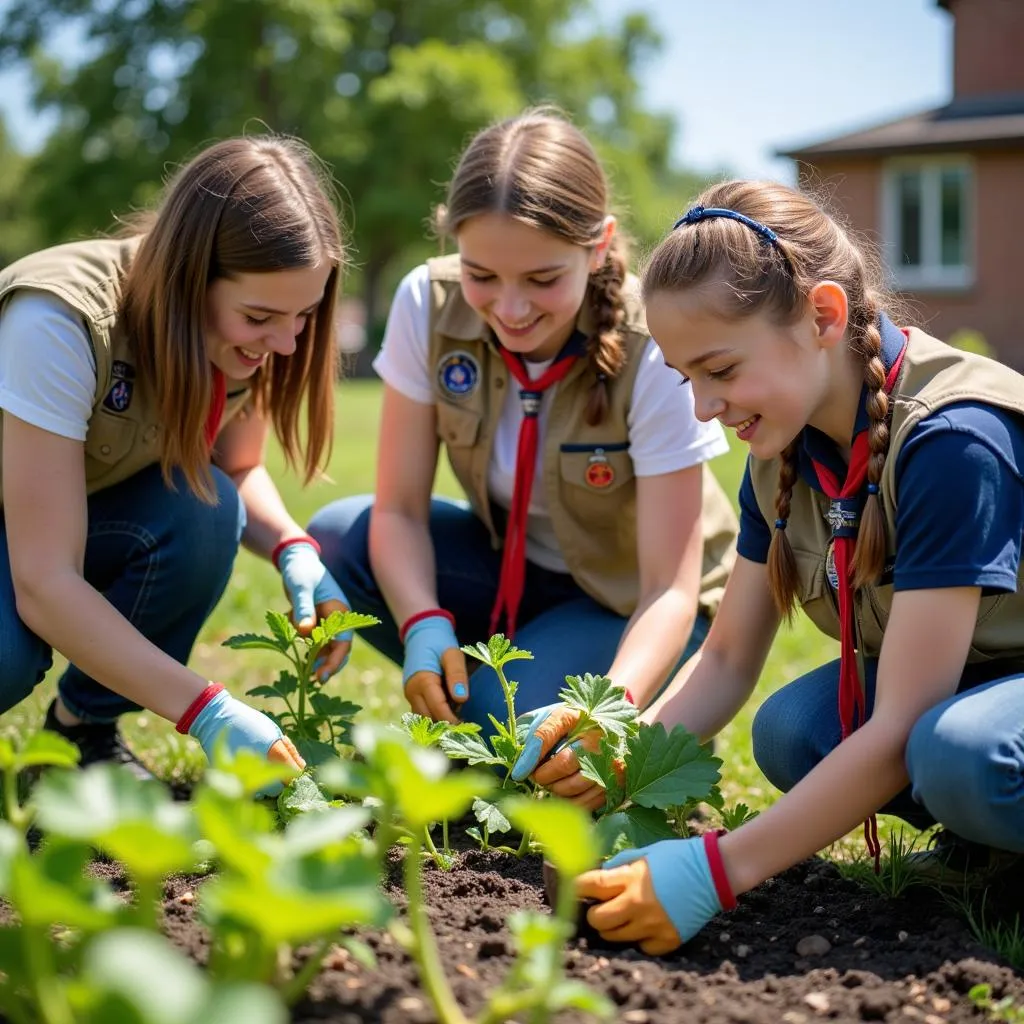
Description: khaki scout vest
xmin=0 ymin=238 xmax=251 ymax=506
xmin=749 ymin=327 xmax=1024 ymax=663
xmin=425 ymin=253 xmax=738 ymax=619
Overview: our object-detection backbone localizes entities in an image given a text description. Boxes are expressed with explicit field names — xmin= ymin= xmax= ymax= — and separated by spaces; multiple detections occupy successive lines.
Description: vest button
xmin=446 ymin=430 xmax=457 ymax=442
xmin=144 ymin=425 xmax=158 ymax=442
xmin=100 ymin=444 xmax=112 ymax=455
xmin=495 ymin=378 xmax=504 ymax=389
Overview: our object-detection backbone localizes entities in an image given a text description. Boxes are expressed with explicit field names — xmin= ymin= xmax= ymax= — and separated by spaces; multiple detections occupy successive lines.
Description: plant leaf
xmin=222 ymin=634 xmax=290 ymax=654
xmin=502 ymin=797 xmax=598 ymax=877
xmin=472 ymin=797 xmax=511 ymax=834
xmin=266 ymin=610 xmax=298 ymax=646
xmin=461 ymin=633 xmax=533 ymax=669
xmin=309 ymin=693 xmax=362 ymax=721
xmin=277 ymin=773 xmax=331 ymax=823
xmin=625 ymin=723 xmax=722 ymax=809
xmin=13 ymin=730 xmax=81 ymax=770
xmin=576 ymin=740 xmax=624 ymax=811
xmin=438 ymin=730 xmax=506 ymax=767
xmin=559 ymin=674 xmax=638 ymax=741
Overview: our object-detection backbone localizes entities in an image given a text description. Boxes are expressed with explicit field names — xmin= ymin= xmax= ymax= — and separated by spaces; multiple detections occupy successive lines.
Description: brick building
xmin=779 ymin=0 xmax=1024 ymax=366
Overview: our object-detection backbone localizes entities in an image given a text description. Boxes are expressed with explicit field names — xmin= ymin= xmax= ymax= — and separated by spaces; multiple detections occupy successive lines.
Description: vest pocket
xmin=793 ymin=547 xmax=841 ymax=642
xmin=436 ymin=403 xmax=481 ymax=448
xmin=85 ymin=412 xmax=137 ymax=465
xmin=558 ymin=444 xmax=634 ymax=494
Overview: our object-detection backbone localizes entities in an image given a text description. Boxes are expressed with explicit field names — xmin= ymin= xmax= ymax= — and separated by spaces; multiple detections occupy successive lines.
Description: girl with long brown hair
xmin=308 ymin=108 xmax=737 ymax=742
xmin=0 ymin=135 xmax=352 ymax=779
xmin=514 ymin=179 xmax=1024 ymax=953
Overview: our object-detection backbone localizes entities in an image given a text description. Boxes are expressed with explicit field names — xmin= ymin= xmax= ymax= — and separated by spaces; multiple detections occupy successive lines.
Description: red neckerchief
xmin=204 ymin=368 xmax=227 ymax=449
xmin=810 ymin=336 xmax=908 ymax=868
xmin=490 ymin=338 xmax=583 ymax=638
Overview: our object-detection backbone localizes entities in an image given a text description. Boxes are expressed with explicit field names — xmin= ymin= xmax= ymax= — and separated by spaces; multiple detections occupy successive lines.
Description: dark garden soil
xmin=5 ymin=840 xmax=1024 ymax=1022
xmin=156 ymin=846 xmax=1023 ymax=1024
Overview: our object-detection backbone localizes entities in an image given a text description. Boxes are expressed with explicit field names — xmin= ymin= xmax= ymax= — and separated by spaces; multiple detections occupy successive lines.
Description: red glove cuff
xmin=271 ymin=535 xmax=322 ymax=570
xmin=176 ymin=683 xmax=224 ymax=734
xmin=398 ymin=608 xmax=456 ymax=643
xmin=703 ymin=829 xmax=738 ymax=911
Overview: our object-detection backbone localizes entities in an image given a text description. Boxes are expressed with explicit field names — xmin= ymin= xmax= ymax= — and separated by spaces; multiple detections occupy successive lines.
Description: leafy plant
xmin=970 ymin=983 xmax=1024 ymax=1022
xmin=319 ymin=724 xmax=612 ymax=1024
xmin=223 ymin=608 xmax=379 ymax=764
xmin=0 ymin=730 xmax=80 ymax=834
xmin=576 ymin=719 xmax=722 ymax=856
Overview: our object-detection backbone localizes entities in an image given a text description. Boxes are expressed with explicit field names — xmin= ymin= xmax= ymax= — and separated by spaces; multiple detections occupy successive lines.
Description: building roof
xmin=779 ymin=94 xmax=1024 ymax=161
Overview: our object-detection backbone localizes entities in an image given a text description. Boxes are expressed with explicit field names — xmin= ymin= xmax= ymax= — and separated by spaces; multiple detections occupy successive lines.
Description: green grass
xmin=0 ymin=378 xmax=902 ymax=857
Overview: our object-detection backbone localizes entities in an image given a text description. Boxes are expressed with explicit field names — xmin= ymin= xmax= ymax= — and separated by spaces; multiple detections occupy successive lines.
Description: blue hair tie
xmin=866 ymin=483 xmax=879 ymax=495
xmin=673 ymin=205 xmax=781 ymax=248
xmin=774 ymin=518 xmax=788 ymax=530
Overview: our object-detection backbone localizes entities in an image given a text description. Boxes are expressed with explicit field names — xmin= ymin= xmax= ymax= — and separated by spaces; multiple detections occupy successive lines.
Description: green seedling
xmin=577 ymin=720 xmax=722 ymax=857
xmin=66 ymin=929 xmax=288 ymax=1024
xmin=223 ymin=608 xmax=378 ymax=765
xmin=320 ymin=725 xmax=611 ymax=1024
xmin=831 ymin=828 xmax=923 ymax=900
xmin=705 ymin=785 xmax=760 ymax=832
xmin=970 ymin=983 xmax=1024 ymax=1022
xmin=0 ymin=730 xmax=80 ymax=835
xmin=399 ymin=712 xmax=482 ymax=867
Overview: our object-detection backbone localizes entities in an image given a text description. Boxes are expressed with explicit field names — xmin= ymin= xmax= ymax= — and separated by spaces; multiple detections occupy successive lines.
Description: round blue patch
xmin=437 ymin=350 xmax=479 ymax=398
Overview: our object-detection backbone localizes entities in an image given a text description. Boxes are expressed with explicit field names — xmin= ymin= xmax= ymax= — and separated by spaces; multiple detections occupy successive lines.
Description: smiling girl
xmin=0 ymin=135 xmax=354 ymax=779
xmin=308 ymin=109 xmax=737 ymax=738
xmin=512 ymin=179 xmax=1024 ymax=953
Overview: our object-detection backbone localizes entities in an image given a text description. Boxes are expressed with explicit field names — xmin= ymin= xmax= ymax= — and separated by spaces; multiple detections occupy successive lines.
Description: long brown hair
xmin=120 ymin=135 xmax=344 ymax=501
xmin=643 ymin=180 xmax=899 ymax=617
xmin=437 ymin=107 xmax=627 ymax=424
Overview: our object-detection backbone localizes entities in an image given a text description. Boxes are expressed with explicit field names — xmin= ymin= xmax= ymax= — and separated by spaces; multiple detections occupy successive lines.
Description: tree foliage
xmin=0 ymin=0 xmax=707 ymax=319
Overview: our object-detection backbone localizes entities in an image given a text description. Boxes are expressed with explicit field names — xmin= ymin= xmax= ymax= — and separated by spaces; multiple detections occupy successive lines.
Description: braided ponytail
xmin=851 ymin=301 xmax=892 ymax=587
xmin=584 ymin=235 xmax=628 ymax=425
xmin=767 ymin=441 xmax=801 ymax=617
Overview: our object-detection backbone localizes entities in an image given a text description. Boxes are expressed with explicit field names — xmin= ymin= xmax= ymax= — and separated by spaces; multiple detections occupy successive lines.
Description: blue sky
xmin=0 ymin=0 xmax=952 ymax=182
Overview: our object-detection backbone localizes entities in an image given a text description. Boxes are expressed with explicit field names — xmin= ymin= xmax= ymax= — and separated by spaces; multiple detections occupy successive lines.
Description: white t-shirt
xmin=0 ymin=291 xmax=97 ymax=441
xmin=374 ymin=264 xmax=730 ymax=571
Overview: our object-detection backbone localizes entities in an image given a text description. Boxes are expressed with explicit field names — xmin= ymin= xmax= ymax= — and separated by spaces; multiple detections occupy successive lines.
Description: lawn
xmin=0 ymin=379 xmax=864 ymax=840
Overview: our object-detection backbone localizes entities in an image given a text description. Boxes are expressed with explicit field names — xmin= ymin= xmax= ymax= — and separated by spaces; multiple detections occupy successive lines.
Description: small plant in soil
xmin=970 ymin=983 xmax=1024 ymax=1022
xmin=223 ymin=608 xmax=379 ymax=765
xmin=831 ymin=827 xmax=924 ymax=899
xmin=319 ymin=723 xmax=613 ymax=1024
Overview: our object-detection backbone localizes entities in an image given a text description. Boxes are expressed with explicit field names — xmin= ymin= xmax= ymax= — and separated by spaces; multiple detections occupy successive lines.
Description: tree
xmin=0 ymin=0 xmax=701 ymax=326
xmin=0 ymin=114 xmax=41 ymax=267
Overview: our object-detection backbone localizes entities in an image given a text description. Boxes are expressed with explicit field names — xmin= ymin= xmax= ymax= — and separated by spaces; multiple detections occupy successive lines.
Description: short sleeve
xmin=372 ymin=264 xmax=434 ymax=405
xmin=0 ymin=290 xmax=97 ymax=441
xmin=893 ymin=404 xmax=1024 ymax=592
xmin=736 ymin=457 xmax=771 ymax=563
xmin=627 ymin=339 xmax=729 ymax=476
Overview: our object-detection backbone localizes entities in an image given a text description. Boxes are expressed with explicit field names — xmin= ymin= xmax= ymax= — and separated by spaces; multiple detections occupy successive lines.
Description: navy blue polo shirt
xmin=738 ymin=315 xmax=1024 ymax=593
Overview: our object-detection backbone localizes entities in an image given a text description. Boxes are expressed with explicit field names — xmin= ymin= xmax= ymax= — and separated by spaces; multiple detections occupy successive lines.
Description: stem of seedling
xmin=132 ymin=874 xmax=161 ymax=932
xmin=25 ymin=925 xmax=72 ymax=1024
xmin=281 ymin=936 xmax=333 ymax=1006
xmin=1 ymin=767 xmax=28 ymax=835
xmin=402 ymin=837 xmax=469 ymax=1024
xmin=495 ymin=663 xmax=519 ymax=754
xmin=423 ymin=825 xmax=447 ymax=870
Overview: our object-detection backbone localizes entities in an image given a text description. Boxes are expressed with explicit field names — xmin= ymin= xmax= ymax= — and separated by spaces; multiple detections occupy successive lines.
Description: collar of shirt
xmin=797 ymin=312 xmax=907 ymax=489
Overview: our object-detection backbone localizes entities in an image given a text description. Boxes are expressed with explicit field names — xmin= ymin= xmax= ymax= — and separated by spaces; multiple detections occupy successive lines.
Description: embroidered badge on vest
xmin=585 ymin=449 xmax=615 ymax=489
xmin=825 ymin=540 xmax=839 ymax=590
xmin=437 ymin=350 xmax=480 ymax=398
xmin=103 ymin=379 xmax=133 ymax=412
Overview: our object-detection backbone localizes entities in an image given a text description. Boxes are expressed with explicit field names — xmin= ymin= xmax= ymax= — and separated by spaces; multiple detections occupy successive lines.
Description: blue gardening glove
xmin=575 ymin=836 xmax=731 ymax=955
xmin=184 ymin=687 xmax=305 ymax=773
xmin=276 ymin=539 xmax=352 ymax=680
xmin=402 ymin=613 xmax=468 ymax=724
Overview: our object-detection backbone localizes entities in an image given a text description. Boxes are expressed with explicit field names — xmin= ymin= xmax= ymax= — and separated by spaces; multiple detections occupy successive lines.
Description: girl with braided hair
xmin=512 ymin=179 xmax=1024 ymax=954
xmin=309 ymin=108 xmax=737 ymax=733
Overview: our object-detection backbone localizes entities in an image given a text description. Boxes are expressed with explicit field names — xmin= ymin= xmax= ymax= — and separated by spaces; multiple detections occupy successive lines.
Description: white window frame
xmin=881 ymin=156 xmax=974 ymax=291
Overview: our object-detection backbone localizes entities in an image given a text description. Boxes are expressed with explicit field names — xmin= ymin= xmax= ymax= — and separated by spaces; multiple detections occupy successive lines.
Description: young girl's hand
xmin=275 ymin=539 xmax=353 ymax=677
xmin=402 ymin=615 xmax=468 ymax=723
xmin=575 ymin=836 xmax=726 ymax=955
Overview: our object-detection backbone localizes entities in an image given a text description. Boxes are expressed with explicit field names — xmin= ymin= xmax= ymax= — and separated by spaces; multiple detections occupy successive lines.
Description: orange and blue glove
xmin=273 ymin=536 xmax=352 ymax=680
xmin=575 ymin=832 xmax=737 ymax=956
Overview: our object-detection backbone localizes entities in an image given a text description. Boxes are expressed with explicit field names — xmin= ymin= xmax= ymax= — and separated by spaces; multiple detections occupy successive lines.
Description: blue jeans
xmin=0 ymin=464 xmax=244 ymax=723
xmin=752 ymin=657 xmax=1024 ymax=852
xmin=308 ymin=494 xmax=709 ymax=728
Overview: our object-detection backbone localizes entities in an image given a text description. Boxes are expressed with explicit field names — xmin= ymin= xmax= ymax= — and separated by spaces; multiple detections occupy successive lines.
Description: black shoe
xmin=42 ymin=699 xmax=157 ymax=784
xmin=905 ymin=829 xmax=1021 ymax=888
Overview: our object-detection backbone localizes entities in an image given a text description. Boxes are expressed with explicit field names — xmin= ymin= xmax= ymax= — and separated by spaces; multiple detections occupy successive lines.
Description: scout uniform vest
xmin=0 ymin=238 xmax=251 ymax=506
xmin=425 ymin=253 xmax=738 ymax=619
xmin=749 ymin=327 xmax=1024 ymax=663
